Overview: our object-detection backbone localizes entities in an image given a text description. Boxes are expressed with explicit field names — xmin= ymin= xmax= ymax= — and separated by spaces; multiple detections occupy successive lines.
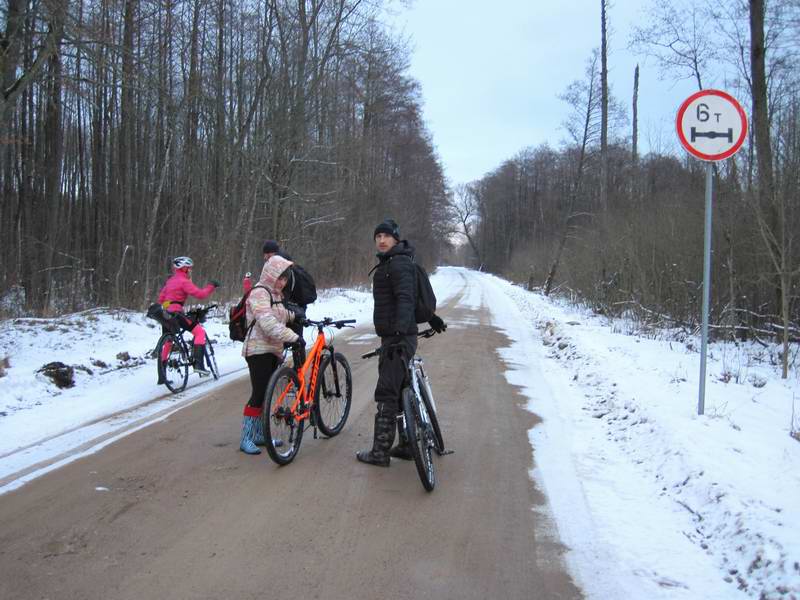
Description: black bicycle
xmin=362 ymin=329 xmax=445 ymax=491
xmin=149 ymin=304 xmax=219 ymax=393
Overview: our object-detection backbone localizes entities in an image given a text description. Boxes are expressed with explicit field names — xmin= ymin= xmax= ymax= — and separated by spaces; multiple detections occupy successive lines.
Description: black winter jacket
xmin=372 ymin=240 xmax=418 ymax=338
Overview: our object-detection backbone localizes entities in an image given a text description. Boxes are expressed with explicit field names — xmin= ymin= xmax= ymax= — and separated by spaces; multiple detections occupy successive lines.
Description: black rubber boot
xmin=356 ymin=403 xmax=395 ymax=467
xmin=389 ymin=418 xmax=413 ymax=461
xmin=193 ymin=344 xmax=210 ymax=376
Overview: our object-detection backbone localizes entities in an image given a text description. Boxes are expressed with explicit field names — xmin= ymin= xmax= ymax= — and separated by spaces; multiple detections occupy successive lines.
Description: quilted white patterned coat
xmin=242 ymin=255 xmax=300 ymax=358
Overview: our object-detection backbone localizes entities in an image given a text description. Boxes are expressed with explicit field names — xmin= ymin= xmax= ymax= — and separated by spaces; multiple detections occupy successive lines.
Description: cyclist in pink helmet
xmin=157 ymin=256 xmax=219 ymax=379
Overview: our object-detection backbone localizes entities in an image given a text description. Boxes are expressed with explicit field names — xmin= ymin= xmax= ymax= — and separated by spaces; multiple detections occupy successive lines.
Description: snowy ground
xmin=1 ymin=267 xmax=798 ymax=599
xmin=0 ymin=287 xmax=376 ymax=493
xmin=444 ymin=267 xmax=799 ymax=600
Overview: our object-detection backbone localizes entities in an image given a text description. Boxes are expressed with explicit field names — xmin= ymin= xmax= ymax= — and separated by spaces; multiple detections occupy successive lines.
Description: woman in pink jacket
xmin=240 ymin=255 xmax=303 ymax=454
xmin=157 ymin=256 xmax=219 ymax=379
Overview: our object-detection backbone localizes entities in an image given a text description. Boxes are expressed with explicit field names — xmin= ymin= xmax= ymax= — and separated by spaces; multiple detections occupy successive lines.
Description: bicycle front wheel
xmin=402 ymin=387 xmax=436 ymax=492
xmin=263 ymin=366 xmax=304 ymax=465
xmin=314 ymin=352 xmax=352 ymax=437
xmin=204 ymin=342 xmax=219 ymax=380
xmin=157 ymin=334 xmax=189 ymax=393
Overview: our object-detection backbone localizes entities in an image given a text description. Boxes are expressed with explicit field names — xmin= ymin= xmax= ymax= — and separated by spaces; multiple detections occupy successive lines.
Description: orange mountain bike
xmin=263 ymin=317 xmax=355 ymax=465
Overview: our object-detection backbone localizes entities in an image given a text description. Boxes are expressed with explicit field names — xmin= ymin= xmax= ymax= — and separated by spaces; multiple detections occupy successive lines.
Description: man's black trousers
xmin=374 ymin=335 xmax=418 ymax=411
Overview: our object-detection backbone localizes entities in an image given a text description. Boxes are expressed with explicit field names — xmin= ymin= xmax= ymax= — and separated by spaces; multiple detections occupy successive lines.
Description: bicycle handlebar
xmin=303 ymin=317 xmax=356 ymax=329
xmin=361 ymin=329 xmax=438 ymax=360
xmin=185 ymin=304 xmax=218 ymax=323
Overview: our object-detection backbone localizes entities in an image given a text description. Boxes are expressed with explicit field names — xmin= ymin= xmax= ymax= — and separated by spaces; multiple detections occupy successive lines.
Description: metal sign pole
xmin=677 ymin=89 xmax=747 ymax=416
xmin=698 ymin=162 xmax=713 ymax=415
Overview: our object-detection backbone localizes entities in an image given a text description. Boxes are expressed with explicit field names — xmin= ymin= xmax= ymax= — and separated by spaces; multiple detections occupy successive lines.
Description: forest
xmin=451 ymin=0 xmax=800 ymax=376
xmin=1 ymin=1 xmax=798 ymax=373
xmin=0 ymin=0 xmax=450 ymax=314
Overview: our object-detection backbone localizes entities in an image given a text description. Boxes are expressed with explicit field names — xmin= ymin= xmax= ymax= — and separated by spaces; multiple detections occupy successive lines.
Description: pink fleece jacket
xmin=158 ymin=270 xmax=215 ymax=312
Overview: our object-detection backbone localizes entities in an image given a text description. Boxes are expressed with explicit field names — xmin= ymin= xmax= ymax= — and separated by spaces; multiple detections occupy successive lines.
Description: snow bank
xmin=457 ymin=267 xmax=799 ymax=599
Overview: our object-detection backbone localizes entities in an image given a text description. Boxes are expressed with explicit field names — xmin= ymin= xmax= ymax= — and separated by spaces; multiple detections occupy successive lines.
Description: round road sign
xmin=676 ymin=89 xmax=748 ymax=161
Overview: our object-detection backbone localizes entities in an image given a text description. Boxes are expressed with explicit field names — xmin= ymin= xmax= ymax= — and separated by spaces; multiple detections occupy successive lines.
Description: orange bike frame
xmin=273 ymin=330 xmax=329 ymax=423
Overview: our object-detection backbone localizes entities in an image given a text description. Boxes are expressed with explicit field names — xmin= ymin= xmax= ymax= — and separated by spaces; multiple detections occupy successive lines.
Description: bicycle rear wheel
xmin=402 ymin=387 xmax=436 ymax=492
xmin=314 ymin=351 xmax=352 ymax=437
xmin=417 ymin=369 xmax=444 ymax=454
xmin=263 ymin=366 xmax=305 ymax=465
xmin=157 ymin=334 xmax=189 ymax=393
xmin=204 ymin=342 xmax=219 ymax=380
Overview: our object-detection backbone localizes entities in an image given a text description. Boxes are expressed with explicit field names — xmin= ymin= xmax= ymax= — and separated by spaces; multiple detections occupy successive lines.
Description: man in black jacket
xmin=357 ymin=219 xmax=446 ymax=467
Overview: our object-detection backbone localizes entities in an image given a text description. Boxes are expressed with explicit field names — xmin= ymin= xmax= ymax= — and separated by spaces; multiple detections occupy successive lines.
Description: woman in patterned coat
xmin=240 ymin=255 xmax=302 ymax=454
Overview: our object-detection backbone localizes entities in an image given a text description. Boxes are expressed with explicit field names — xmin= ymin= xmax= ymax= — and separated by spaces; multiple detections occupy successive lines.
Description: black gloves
xmin=428 ymin=314 xmax=447 ymax=333
xmin=283 ymin=338 xmax=305 ymax=350
xmin=209 ymin=279 xmax=221 ymax=288
xmin=286 ymin=302 xmax=306 ymax=325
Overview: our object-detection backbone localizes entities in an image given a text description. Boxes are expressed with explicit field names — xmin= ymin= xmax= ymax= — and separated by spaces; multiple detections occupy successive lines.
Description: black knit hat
xmin=262 ymin=239 xmax=281 ymax=254
xmin=373 ymin=219 xmax=400 ymax=241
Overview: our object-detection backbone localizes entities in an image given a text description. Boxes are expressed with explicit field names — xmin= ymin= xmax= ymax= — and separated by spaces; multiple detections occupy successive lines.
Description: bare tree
xmin=600 ymin=0 xmax=609 ymax=211
xmin=629 ymin=0 xmax=718 ymax=90
xmin=544 ymin=51 xmax=602 ymax=296
xmin=449 ymin=184 xmax=483 ymax=268
xmin=750 ymin=0 xmax=791 ymax=377
xmin=632 ymin=63 xmax=639 ymax=165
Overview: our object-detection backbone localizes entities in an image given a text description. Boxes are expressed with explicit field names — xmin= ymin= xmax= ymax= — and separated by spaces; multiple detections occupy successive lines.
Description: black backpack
xmin=228 ymin=285 xmax=270 ymax=341
xmin=288 ymin=264 xmax=317 ymax=306
xmin=412 ymin=262 xmax=436 ymax=323
xmin=146 ymin=303 xmax=180 ymax=333
xmin=372 ymin=255 xmax=436 ymax=324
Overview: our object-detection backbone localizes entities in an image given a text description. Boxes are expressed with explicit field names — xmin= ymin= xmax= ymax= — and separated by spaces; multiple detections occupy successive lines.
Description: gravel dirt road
xmin=0 ymin=286 xmax=582 ymax=600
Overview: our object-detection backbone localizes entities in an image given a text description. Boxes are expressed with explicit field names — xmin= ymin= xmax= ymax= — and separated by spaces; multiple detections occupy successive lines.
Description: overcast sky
xmin=388 ymin=0 xmax=701 ymax=185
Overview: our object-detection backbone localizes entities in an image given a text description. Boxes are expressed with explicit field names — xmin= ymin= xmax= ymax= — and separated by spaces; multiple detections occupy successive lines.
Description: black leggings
xmin=245 ymin=353 xmax=280 ymax=409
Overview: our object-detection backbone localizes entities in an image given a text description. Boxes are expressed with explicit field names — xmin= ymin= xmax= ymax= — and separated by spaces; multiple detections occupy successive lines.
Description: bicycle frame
xmin=360 ymin=329 xmax=439 ymax=423
xmin=158 ymin=304 xmax=216 ymax=362
xmin=403 ymin=341 xmax=449 ymax=490
xmin=273 ymin=319 xmax=350 ymax=424
xmin=403 ymin=357 xmax=432 ymax=430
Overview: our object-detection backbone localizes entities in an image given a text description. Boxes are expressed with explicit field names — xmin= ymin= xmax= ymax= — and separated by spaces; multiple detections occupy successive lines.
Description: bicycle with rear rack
xmin=362 ymin=329 xmax=447 ymax=492
xmin=149 ymin=304 xmax=219 ymax=393
xmin=263 ymin=317 xmax=355 ymax=465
